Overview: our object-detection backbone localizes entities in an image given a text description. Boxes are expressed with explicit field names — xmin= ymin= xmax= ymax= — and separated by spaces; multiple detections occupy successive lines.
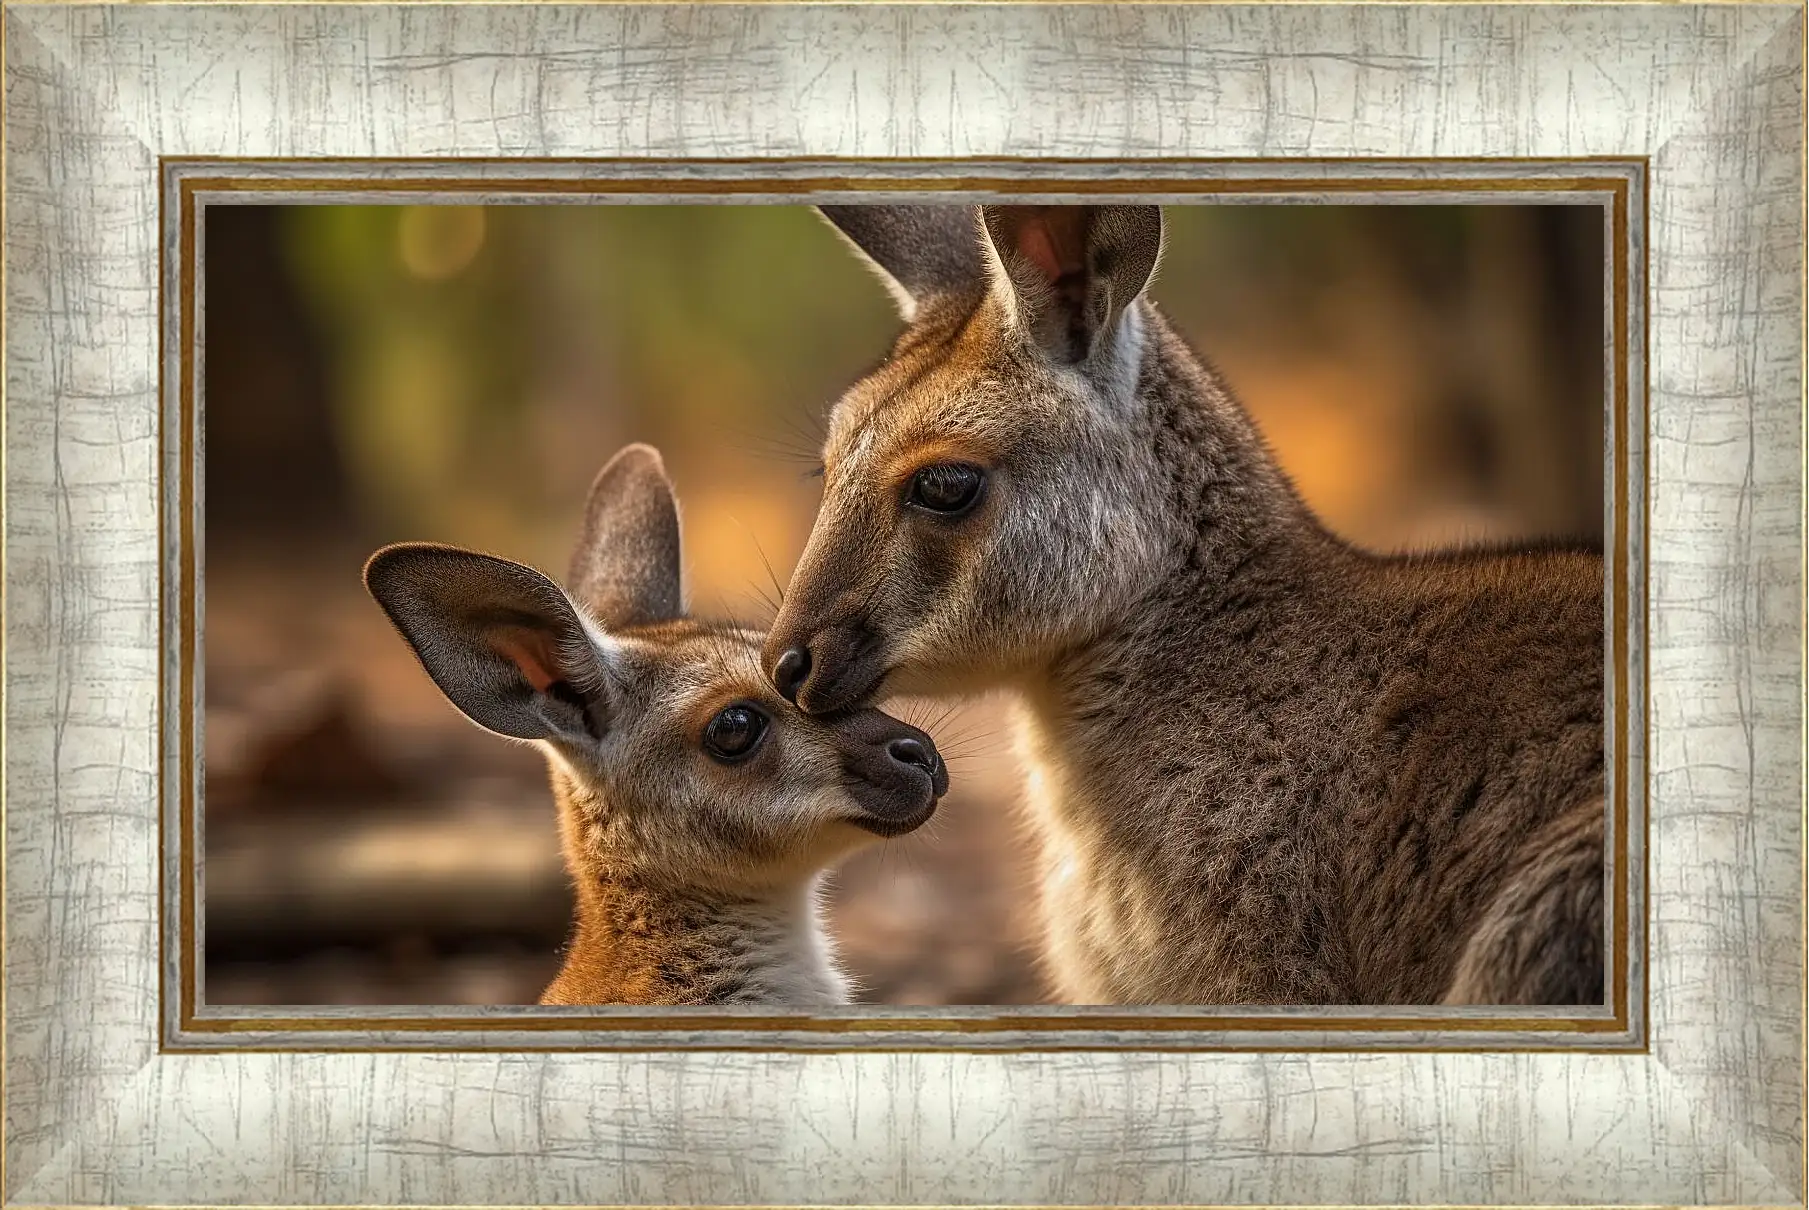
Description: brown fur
xmin=766 ymin=205 xmax=1606 ymax=1006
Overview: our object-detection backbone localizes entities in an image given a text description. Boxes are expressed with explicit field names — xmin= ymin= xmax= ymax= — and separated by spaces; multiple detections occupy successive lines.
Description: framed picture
xmin=5 ymin=3 xmax=1801 ymax=1206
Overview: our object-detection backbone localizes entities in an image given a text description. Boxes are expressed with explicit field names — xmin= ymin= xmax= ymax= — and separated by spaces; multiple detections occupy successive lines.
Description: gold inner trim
xmin=169 ymin=165 xmax=1643 ymax=1049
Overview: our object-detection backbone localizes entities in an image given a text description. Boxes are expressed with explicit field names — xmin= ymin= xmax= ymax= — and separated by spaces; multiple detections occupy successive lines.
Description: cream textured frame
xmin=4 ymin=3 xmax=1803 ymax=1206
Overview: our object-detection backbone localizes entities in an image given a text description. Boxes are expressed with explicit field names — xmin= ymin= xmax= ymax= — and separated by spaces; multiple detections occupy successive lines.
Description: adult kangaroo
xmin=763 ymin=204 xmax=1606 ymax=1006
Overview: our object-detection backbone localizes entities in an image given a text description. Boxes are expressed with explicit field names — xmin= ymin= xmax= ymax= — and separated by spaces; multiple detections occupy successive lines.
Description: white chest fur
xmin=1012 ymin=712 xmax=1165 ymax=1005
xmin=760 ymin=884 xmax=851 ymax=1005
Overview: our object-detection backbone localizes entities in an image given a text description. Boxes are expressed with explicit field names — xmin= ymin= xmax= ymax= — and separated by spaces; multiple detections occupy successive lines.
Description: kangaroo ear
xmin=567 ymin=443 xmax=684 ymax=630
xmin=816 ymin=205 xmax=987 ymax=322
xmin=980 ymin=205 xmax=1164 ymax=366
xmin=364 ymin=544 xmax=609 ymax=744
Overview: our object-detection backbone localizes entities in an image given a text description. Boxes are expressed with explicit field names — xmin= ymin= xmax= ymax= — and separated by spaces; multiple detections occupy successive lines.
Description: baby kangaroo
xmin=766 ymin=204 xmax=1605 ymax=1007
xmin=365 ymin=444 xmax=948 ymax=1006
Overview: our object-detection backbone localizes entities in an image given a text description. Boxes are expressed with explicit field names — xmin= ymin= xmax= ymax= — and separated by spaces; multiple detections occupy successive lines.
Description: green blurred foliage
xmin=271 ymin=201 xmax=1599 ymax=563
xmin=280 ymin=204 xmax=898 ymax=545
xmin=1153 ymin=205 xmax=1475 ymax=349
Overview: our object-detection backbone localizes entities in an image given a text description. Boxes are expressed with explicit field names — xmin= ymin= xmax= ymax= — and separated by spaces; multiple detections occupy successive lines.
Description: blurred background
xmin=203 ymin=202 xmax=1604 ymax=1006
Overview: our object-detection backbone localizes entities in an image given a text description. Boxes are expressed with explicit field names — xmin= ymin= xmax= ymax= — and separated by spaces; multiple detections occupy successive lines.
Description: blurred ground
xmin=202 ymin=203 xmax=1602 ymax=1006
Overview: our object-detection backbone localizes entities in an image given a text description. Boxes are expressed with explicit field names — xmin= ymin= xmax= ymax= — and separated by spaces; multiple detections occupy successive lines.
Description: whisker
xmin=720 ymin=513 xmax=790 ymax=610
xmin=920 ymin=702 xmax=970 ymax=738
xmin=934 ymin=726 xmax=1002 ymax=756
xmin=753 ymin=540 xmax=787 ymax=609
xmin=716 ymin=417 xmax=824 ymax=468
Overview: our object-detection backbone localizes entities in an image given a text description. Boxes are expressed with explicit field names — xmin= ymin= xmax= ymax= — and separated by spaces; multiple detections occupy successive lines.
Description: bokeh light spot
xmin=398 ymin=206 xmax=487 ymax=280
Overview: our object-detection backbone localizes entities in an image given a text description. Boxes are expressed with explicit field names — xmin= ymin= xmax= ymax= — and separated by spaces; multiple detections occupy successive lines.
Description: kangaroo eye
xmin=703 ymin=703 xmax=768 ymax=764
xmin=907 ymin=462 xmax=985 ymax=515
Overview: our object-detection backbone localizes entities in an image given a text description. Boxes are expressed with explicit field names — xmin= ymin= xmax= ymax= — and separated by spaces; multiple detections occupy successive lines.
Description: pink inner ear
xmin=1009 ymin=207 xmax=1089 ymax=287
xmin=1017 ymin=219 xmax=1066 ymax=284
xmin=492 ymin=629 xmax=560 ymax=692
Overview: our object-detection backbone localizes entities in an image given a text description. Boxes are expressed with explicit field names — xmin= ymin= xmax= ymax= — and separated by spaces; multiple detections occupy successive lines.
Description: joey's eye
xmin=906 ymin=462 xmax=985 ymax=515
xmin=703 ymin=703 xmax=769 ymax=764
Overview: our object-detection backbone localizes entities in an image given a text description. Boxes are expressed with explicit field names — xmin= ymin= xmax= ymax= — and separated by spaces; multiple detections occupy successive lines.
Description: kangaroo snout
xmin=764 ymin=620 xmax=889 ymax=715
xmin=771 ymin=645 xmax=811 ymax=701
xmin=886 ymin=735 xmax=937 ymax=777
xmin=836 ymin=711 xmax=948 ymax=838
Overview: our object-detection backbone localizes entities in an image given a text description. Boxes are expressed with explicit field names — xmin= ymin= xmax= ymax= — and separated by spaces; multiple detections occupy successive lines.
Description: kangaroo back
xmin=1443 ymin=795 xmax=1606 ymax=1004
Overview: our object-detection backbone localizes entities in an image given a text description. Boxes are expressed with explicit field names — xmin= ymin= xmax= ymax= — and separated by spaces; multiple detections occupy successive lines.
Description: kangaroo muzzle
xmin=833 ymin=710 xmax=949 ymax=837
xmin=763 ymin=617 xmax=891 ymax=715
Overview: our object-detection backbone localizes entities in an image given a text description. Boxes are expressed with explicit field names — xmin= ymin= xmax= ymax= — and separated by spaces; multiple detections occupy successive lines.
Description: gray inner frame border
xmin=161 ymin=157 xmax=1648 ymax=1054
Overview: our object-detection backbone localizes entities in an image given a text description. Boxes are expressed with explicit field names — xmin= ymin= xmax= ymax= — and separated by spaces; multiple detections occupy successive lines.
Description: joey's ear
xmin=568 ymin=444 xmax=684 ymax=630
xmin=979 ymin=205 xmax=1164 ymax=366
xmin=364 ymin=543 xmax=609 ymax=744
xmin=816 ymin=205 xmax=987 ymax=322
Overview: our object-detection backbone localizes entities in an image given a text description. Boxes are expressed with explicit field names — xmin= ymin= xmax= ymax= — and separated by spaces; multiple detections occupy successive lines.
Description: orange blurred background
xmin=202 ymin=202 xmax=1603 ymax=1006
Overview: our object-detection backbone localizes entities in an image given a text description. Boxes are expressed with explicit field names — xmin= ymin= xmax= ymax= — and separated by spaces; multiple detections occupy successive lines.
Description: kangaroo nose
xmin=773 ymin=646 xmax=811 ymax=703
xmin=887 ymin=736 xmax=935 ymax=775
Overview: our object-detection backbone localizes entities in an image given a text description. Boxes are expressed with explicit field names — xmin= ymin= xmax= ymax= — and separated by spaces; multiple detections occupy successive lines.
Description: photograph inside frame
xmin=200 ymin=199 xmax=1609 ymax=1010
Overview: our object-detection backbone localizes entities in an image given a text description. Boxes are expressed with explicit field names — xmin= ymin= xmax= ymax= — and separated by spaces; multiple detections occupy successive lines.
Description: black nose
xmin=773 ymin=646 xmax=811 ymax=703
xmin=887 ymin=736 xmax=935 ymax=775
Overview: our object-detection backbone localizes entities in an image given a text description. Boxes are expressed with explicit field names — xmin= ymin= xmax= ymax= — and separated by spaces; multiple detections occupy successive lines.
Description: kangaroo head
xmin=366 ymin=444 xmax=948 ymax=896
xmin=765 ymin=204 xmax=1175 ymax=714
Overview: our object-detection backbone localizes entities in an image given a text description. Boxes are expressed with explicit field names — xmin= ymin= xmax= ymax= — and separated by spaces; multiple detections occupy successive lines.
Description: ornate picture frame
xmin=5 ymin=3 xmax=1802 ymax=1204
